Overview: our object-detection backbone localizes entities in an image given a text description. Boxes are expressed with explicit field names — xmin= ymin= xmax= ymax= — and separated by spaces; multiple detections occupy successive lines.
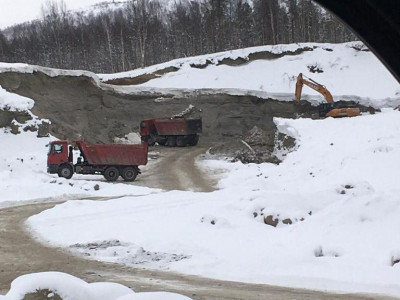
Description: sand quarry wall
xmin=0 ymin=70 xmax=333 ymax=163
xmin=0 ymin=71 xmax=317 ymax=144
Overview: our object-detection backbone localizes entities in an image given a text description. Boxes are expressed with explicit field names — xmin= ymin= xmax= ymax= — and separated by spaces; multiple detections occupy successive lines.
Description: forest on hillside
xmin=0 ymin=0 xmax=356 ymax=73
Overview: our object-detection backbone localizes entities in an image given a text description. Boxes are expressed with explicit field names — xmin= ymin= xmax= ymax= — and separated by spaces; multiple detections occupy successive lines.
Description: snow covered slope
xmin=100 ymin=42 xmax=400 ymax=107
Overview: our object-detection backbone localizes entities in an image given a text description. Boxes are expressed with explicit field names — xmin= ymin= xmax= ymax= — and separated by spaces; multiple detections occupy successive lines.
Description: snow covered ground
xmin=24 ymin=109 xmax=400 ymax=297
xmin=1 ymin=42 xmax=400 ymax=298
xmin=99 ymin=42 xmax=400 ymax=107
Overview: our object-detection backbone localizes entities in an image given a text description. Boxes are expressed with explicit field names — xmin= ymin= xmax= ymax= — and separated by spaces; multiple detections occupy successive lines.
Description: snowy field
xmin=99 ymin=42 xmax=400 ymax=107
xmin=25 ymin=109 xmax=400 ymax=297
xmin=1 ymin=42 xmax=400 ymax=298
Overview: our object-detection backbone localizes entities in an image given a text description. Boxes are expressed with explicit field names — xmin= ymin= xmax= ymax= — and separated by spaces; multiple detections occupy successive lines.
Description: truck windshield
xmin=53 ymin=144 xmax=63 ymax=154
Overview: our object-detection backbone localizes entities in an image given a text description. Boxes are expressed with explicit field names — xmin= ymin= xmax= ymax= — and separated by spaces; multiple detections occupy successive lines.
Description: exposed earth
xmin=0 ymin=70 xmax=375 ymax=164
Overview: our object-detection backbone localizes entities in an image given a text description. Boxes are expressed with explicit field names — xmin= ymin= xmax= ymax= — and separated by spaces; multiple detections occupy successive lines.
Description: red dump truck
xmin=140 ymin=117 xmax=202 ymax=147
xmin=47 ymin=140 xmax=148 ymax=181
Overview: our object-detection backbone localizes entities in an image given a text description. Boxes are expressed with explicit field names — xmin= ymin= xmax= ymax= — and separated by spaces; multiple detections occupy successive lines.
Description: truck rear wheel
xmin=121 ymin=167 xmax=138 ymax=182
xmin=166 ymin=136 xmax=177 ymax=147
xmin=176 ymin=136 xmax=186 ymax=147
xmin=58 ymin=164 xmax=73 ymax=179
xmin=157 ymin=138 xmax=167 ymax=146
xmin=104 ymin=166 xmax=119 ymax=181
xmin=188 ymin=135 xmax=199 ymax=146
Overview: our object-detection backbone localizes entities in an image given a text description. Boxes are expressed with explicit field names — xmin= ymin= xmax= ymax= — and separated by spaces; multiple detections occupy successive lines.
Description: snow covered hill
xmin=100 ymin=42 xmax=400 ymax=107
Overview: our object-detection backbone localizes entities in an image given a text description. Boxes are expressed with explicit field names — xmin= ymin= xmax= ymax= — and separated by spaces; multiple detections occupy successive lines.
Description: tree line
xmin=0 ymin=0 xmax=356 ymax=73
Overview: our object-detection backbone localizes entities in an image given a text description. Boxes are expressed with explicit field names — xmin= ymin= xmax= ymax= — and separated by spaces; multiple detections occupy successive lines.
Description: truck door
xmin=47 ymin=142 xmax=69 ymax=168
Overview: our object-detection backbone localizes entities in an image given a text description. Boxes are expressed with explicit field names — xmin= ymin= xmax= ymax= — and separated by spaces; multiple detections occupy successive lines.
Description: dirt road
xmin=133 ymin=145 xmax=217 ymax=192
xmin=0 ymin=146 xmax=396 ymax=299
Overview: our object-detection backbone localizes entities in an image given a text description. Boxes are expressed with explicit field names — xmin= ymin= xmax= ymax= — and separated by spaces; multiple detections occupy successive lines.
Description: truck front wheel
xmin=104 ymin=166 xmax=119 ymax=181
xmin=58 ymin=164 xmax=73 ymax=179
xmin=121 ymin=166 xmax=138 ymax=182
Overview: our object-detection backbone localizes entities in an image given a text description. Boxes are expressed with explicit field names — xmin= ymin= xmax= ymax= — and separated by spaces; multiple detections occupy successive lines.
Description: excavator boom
xmin=296 ymin=73 xmax=334 ymax=103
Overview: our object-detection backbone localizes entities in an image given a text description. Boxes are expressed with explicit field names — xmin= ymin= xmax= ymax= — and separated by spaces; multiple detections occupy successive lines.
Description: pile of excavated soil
xmin=0 ymin=70 xmax=374 ymax=163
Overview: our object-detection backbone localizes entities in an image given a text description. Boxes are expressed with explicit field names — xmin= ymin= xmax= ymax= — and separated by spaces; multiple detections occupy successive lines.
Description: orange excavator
xmin=295 ymin=73 xmax=360 ymax=118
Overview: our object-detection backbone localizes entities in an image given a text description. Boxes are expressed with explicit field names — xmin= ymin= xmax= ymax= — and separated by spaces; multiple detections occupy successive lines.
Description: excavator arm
xmin=295 ymin=73 xmax=334 ymax=103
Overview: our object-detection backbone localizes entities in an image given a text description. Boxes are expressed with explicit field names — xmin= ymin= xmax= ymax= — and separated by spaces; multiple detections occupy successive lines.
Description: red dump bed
xmin=153 ymin=118 xmax=202 ymax=135
xmin=75 ymin=141 xmax=148 ymax=166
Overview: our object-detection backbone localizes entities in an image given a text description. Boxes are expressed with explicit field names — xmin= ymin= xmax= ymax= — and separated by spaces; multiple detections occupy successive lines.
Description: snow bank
xmin=1 ymin=272 xmax=191 ymax=300
xmin=0 ymin=86 xmax=33 ymax=111
xmin=0 ymin=63 xmax=100 ymax=86
xmin=27 ymin=109 xmax=400 ymax=297
xmin=99 ymin=42 xmax=400 ymax=104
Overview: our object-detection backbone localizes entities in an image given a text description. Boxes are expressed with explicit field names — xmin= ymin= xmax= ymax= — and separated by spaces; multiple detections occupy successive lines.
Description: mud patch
xmin=103 ymin=66 xmax=180 ymax=85
xmin=70 ymin=240 xmax=190 ymax=269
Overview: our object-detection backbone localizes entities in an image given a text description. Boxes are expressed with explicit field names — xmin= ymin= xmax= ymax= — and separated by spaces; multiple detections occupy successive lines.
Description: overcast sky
xmin=0 ymin=0 xmax=107 ymax=29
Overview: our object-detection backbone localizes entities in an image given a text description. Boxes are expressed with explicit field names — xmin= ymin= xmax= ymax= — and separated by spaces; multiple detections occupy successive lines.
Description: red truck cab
xmin=47 ymin=140 xmax=73 ymax=177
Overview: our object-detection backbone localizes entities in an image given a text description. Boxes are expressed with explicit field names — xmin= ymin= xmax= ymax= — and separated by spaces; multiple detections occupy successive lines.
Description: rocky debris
xmin=264 ymin=215 xmax=279 ymax=227
xmin=200 ymin=215 xmax=217 ymax=225
xmin=338 ymin=184 xmax=355 ymax=195
xmin=244 ymin=126 xmax=272 ymax=147
xmin=172 ymin=104 xmax=202 ymax=120
xmin=37 ymin=121 xmax=50 ymax=137
xmin=263 ymin=211 xmax=312 ymax=227
xmin=23 ymin=289 xmax=62 ymax=300
xmin=0 ymin=108 xmax=50 ymax=137
xmin=307 ymin=64 xmax=324 ymax=73
xmin=391 ymin=256 xmax=400 ymax=266
xmin=0 ymin=109 xmax=31 ymax=127
xmin=209 ymin=126 xmax=294 ymax=164
xmin=71 ymin=239 xmax=122 ymax=250
xmin=348 ymin=42 xmax=370 ymax=52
